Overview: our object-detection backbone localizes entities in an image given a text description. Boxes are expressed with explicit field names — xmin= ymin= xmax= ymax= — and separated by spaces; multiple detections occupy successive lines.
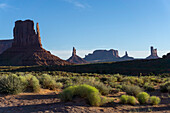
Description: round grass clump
xmin=60 ymin=84 xmax=101 ymax=106
xmin=137 ymin=92 xmax=150 ymax=104
xmin=128 ymin=96 xmax=136 ymax=105
xmin=150 ymin=96 xmax=161 ymax=105
xmin=120 ymin=95 xmax=129 ymax=104
xmin=120 ymin=95 xmax=137 ymax=105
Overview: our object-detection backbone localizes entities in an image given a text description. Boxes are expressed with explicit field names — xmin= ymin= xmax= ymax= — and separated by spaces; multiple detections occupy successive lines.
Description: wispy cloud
xmin=0 ymin=3 xmax=8 ymax=9
xmin=63 ymin=0 xmax=89 ymax=8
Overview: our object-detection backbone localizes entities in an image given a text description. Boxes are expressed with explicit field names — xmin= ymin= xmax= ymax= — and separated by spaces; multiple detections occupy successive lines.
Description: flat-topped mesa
xmin=84 ymin=49 xmax=120 ymax=63
xmin=72 ymin=47 xmax=76 ymax=56
xmin=12 ymin=20 xmax=42 ymax=48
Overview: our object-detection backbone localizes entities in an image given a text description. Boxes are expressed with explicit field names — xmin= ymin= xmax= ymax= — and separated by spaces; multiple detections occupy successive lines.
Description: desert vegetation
xmin=0 ymin=69 xmax=169 ymax=108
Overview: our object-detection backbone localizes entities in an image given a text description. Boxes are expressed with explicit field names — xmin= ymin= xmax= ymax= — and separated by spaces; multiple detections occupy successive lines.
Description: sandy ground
xmin=0 ymin=89 xmax=169 ymax=113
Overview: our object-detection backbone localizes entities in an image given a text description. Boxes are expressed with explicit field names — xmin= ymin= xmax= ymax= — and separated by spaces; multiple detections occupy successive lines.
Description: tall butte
xmin=146 ymin=46 xmax=159 ymax=59
xmin=0 ymin=20 xmax=70 ymax=66
xmin=67 ymin=47 xmax=88 ymax=64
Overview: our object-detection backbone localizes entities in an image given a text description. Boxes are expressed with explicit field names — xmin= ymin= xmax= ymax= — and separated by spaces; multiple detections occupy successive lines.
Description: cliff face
xmin=0 ymin=20 xmax=70 ymax=66
xmin=12 ymin=20 xmax=42 ymax=48
xmin=84 ymin=49 xmax=120 ymax=63
xmin=67 ymin=47 xmax=88 ymax=64
xmin=146 ymin=46 xmax=159 ymax=59
xmin=0 ymin=40 xmax=13 ymax=54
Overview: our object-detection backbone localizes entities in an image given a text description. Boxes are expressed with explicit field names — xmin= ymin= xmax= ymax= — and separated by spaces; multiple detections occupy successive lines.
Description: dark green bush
xmin=60 ymin=84 xmax=101 ymax=106
xmin=143 ymin=83 xmax=155 ymax=92
xmin=160 ymin=81 xmax=170 ymax=93
xmin=0 ymin=74 xmax=24 ymax=94
xmin=137 ymin=92 xmax=150 ymax=104
xmin=122 ymin=85 xmax=143 ymax=96
xmin=24 ymin=74 xmax=41 ymax=92
xmin=150 ymin=96 xmax=161 ymax=105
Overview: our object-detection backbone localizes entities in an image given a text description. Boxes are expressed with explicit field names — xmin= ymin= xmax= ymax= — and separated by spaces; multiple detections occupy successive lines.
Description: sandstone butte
xmin=0 ymin=20 xmax=71 ymax=66
xmin=67 ymin=47 xmax=88 ymax=64
xmin=146 ymin=46 xmax=160 ymax=59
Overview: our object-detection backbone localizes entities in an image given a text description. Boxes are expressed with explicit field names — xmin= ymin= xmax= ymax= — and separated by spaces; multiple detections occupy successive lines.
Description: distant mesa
xmin=84 ymin=49 xmax=135 ymax=63
xmin=0 ymin=19 xmax=70 ymax=66
xmin=120 ymin=51 xmax=134 ymax=61
xmin=146 ymin=46 xmax=160 ymax=59
xmin=67 ymin=47 xmax=88 ymax=64
xmin=84 ymin=49 xmax=120 ymax=63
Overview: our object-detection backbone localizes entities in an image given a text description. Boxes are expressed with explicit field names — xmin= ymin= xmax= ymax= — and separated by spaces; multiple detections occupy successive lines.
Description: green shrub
xmin=120 ymin=95 xmax=137 ymax=105
xmin=150 ymin=96 xmax=161 ymax=105
xmin=120 ymin=95 xmax=129 ymax=104
xmin=122 ymin=85 xmax=143 ymax=96
xmin=39 ymin=74 xmax=63 ymax=90
xmin=137 ymin=92 xmax=150 ymax=104
xmin=71 ymin=77 xmax=111 ymax=95
xmin=0 ymin=74 xmax=24 ymax=94
xmin=25 ymin=74 xmax=40 ymax=92
xmin=128 ymin=96 xmax=137 ymax=105
xmin=160 ymin=81 xmax=170 ymax=93
xmin=60 ymin=84 xmax=101 ymax=106
xmin=55 ymin=82 xmax=63 ymax=89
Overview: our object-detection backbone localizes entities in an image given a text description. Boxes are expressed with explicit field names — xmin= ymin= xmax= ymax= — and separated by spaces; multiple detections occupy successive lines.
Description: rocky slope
xmin=67 ymin=47 xmax=88 ymax=64
xmin=0 ymin=40 xmax=13 ymax=54
xmin=0 ymin=20 xmax=70 ymax=66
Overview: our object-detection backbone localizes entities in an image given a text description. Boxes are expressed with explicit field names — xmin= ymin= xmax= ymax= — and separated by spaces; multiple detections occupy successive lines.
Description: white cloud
xmin=63 ymin=0 xmax=89 ymax=8
xmin=0 ymin=3 xmax=8 ymax=9
xmin=50 ymin=49 xmax=170 ymax=60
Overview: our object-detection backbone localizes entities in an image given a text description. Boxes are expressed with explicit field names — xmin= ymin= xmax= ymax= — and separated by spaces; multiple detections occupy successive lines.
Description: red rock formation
xmin=67 ymin=47 xmax=88 ymax=64
xmin=0 ymin=40 xmax=13 ymax=54
xmin=12 ymin=20 xmax=42 ymax=48
xmin=146 ymin=46 xmax=159 ymax=59
xmin=0 ymin=20 xmax=70 ymax=66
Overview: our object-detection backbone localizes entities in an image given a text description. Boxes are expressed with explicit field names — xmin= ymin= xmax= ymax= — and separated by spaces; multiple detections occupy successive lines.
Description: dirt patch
xmin=0 ymin=89 xmax=169 ymax=113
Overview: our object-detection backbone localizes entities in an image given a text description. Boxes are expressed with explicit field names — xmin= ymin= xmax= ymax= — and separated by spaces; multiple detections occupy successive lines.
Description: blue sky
xmin=0 ymin=0 xmax=170 ymax=59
